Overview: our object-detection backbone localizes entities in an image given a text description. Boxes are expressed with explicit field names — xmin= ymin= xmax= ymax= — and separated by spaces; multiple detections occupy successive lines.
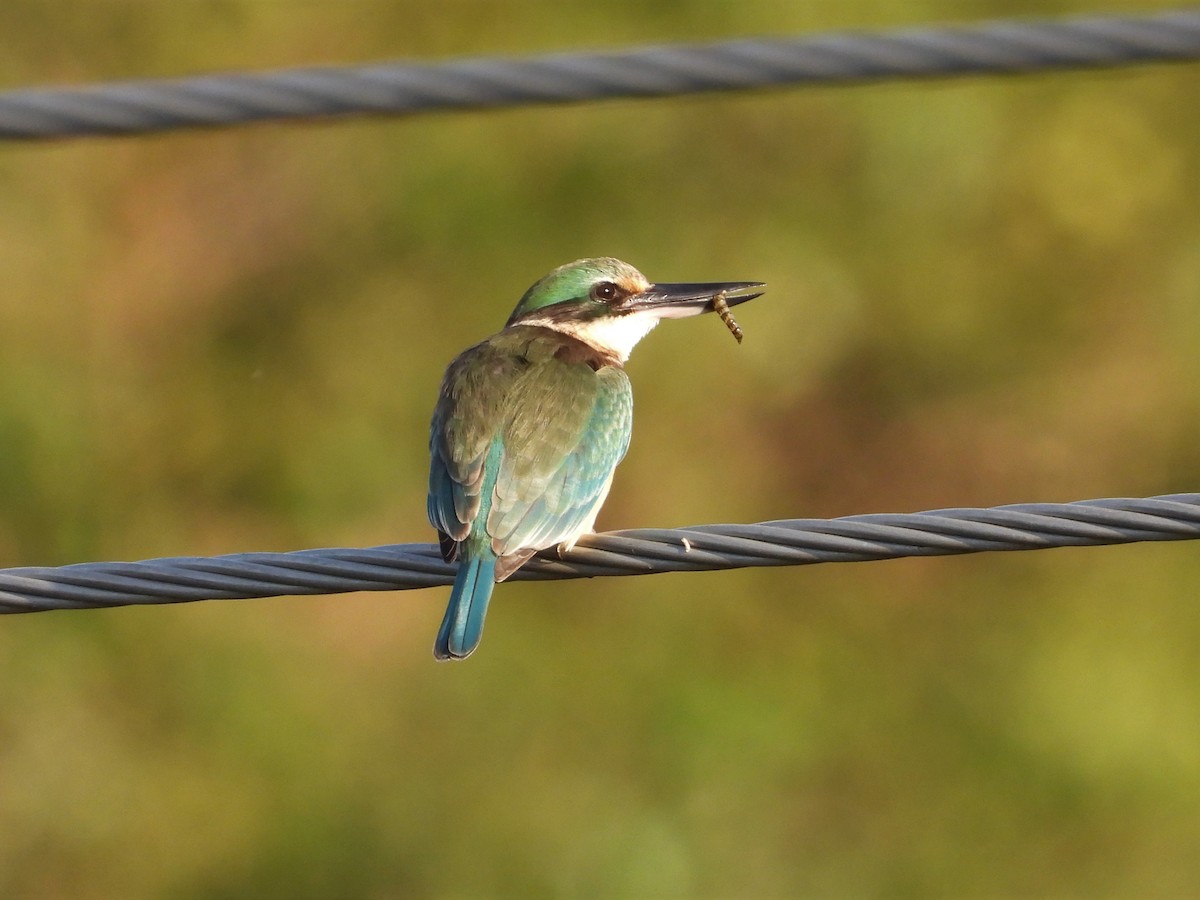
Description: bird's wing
xmin=427 ymin=340 xmax=525 ymax=551
xmin=428 ymin=330 xmax=633 ymax=570
xmin=486 ymin=361 xmax=632 ymax=561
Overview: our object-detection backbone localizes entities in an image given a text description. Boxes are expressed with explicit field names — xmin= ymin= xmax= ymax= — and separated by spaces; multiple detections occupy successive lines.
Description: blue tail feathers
xmin=434 ymin=554 xmax=498 ymax=661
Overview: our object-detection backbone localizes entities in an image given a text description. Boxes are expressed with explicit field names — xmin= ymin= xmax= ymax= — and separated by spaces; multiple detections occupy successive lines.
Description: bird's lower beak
xmin=621 ymin=281 xmax=765 ymax=319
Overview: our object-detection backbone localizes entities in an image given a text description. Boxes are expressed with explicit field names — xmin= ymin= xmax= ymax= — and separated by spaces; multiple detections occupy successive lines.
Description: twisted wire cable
xmin=1 ymin=493 xmax=1196 ymax=613
xmin=2 ymin=9 xmax=1199 ymax=140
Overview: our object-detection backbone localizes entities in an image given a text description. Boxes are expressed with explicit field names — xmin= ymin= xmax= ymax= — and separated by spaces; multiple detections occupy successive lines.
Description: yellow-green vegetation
xmin=1 ymin=1 xmax=1199 ymax=896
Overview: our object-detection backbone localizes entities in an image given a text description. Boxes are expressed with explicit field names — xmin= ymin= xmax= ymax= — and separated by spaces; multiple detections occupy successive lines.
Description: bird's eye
xmin=591 ymin=281 xmax=621 ymax=303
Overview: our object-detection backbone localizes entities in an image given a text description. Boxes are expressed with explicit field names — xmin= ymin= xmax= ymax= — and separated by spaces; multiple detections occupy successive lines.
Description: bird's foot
xmin=555 ymin=534 xmax=587 ymax=558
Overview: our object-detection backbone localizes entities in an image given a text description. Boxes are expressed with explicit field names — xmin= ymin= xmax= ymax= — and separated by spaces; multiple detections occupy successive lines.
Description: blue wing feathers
xmin=487 ymin=368 xmax=632 ymax=556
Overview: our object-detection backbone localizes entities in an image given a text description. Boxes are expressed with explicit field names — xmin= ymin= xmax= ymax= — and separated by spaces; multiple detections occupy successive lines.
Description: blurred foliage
xmin=1 ymin=1 xmax=1199 ymax=897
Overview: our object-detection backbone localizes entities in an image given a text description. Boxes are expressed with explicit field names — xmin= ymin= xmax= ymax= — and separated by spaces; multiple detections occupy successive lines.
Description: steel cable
xmin=2 ymin=10 xmax=1199 ymax=140
xmin=1 ymin=493 xmax=1196 ymax=613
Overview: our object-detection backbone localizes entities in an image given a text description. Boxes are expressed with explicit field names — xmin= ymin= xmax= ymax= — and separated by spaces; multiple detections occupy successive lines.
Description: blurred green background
xmin=2 ymin=1 xmax=1199 ymax=896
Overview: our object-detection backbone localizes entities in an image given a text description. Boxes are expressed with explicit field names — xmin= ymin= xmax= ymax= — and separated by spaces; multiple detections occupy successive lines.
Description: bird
xmin=427 ymin=257 xmax=764 ymax=660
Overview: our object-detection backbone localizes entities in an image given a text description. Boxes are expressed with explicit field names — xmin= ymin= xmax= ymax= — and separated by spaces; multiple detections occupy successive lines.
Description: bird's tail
xmin=434 ymin=554 xmax=498 ymax=661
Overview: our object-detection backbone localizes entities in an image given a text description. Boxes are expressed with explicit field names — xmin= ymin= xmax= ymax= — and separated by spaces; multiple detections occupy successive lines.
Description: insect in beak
xmin=711 ymin=290 xmax=743 ymax=343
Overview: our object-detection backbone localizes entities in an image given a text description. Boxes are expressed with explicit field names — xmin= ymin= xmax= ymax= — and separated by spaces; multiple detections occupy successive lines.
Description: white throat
xmin=522 ymin=311 xmax=661 ymax=363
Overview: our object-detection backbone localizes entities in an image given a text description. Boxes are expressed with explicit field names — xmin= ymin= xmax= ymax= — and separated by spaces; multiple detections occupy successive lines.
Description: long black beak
xmin=621 ymin=280 xmax=765 ymax=317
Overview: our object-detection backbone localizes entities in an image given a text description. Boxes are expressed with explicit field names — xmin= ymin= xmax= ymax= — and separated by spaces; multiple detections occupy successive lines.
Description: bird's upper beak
xmin=619 ymin=281 xmax=765 ymax=319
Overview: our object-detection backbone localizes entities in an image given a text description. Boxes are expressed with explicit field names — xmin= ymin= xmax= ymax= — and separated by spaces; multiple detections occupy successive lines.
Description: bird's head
xmin=506 ymin=257 xmax=764 ymax=361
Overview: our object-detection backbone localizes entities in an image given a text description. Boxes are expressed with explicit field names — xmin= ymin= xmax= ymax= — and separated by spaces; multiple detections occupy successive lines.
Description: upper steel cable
xmin=1 ymin=494 xmax=1196 ymax=613
xmin=1 ymin=10 xmax=1199 ymax=139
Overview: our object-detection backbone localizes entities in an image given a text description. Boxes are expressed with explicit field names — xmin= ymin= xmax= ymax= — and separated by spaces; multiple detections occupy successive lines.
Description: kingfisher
xmin=427 ymin=257 xmax=764 ymax=660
